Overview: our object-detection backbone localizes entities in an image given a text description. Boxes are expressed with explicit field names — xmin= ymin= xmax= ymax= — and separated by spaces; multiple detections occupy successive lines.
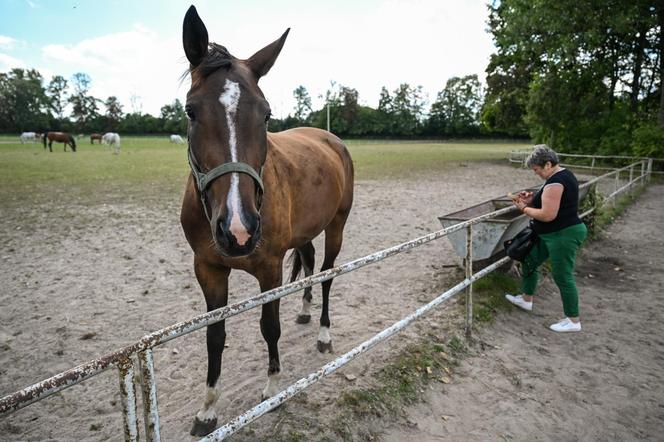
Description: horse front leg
xmin=190 ymin=258 xmax=230 ymax=437
xmin=257 ymin=259 xmax=283 ymax=400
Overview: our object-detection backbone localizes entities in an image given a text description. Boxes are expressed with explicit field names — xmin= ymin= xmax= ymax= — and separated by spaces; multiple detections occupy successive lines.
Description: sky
xmin=0 ymin=0 xmax=496 ymax=118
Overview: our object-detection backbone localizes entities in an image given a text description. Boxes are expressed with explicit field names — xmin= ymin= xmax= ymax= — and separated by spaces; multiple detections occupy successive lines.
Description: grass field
xmin=0 ymin=135 xmax=530 ymax=205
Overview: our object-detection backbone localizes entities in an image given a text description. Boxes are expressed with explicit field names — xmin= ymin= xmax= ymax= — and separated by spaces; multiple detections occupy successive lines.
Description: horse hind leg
xmin=293 ymin=242 xmax=316 ymax=324
xmin=257 ymin=259 xmax=284 ymax=401
xmin=317 ymin=215 xmax=348 ymax=353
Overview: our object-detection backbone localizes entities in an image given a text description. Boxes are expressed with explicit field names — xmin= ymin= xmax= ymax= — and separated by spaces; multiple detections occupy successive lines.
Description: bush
xmin=632 ymin=124 xmax=664 ymax=158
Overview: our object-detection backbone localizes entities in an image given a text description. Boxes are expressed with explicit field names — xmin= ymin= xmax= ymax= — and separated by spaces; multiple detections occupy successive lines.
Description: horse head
xmin=182 ymin=5 xmax=289 ymax=257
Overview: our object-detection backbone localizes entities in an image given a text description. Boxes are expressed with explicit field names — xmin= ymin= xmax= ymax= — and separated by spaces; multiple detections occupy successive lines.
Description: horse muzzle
xmin=213 ymin=213 xmax=261 ymax=257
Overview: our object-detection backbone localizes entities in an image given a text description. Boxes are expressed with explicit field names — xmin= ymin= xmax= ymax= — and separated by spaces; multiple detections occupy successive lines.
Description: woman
xmin=506 ymin=144 xmax=587 ymax=332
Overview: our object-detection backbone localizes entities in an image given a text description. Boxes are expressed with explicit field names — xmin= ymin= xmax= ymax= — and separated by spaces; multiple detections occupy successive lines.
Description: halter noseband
xmin=187 ymin=145 xmax=264 ymax=222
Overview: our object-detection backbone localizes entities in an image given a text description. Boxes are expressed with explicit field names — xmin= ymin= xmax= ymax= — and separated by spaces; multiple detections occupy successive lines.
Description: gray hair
xmin=526 ymin=144 xmax=559 ymax=168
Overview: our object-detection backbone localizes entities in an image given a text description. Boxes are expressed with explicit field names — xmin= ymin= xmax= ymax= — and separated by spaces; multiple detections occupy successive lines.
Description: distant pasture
xmin=0 ymin=135 xmax=530 ymax=207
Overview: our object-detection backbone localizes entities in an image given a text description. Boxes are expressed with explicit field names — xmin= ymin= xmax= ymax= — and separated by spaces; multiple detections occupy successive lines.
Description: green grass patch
xmin=336 ymin=337 xmax=461 ymax=422
xmin=0 ymin=138 xmax=530 ymax=208
xmin=471 ymin=272 xmax=520 ymax=323
xmin=346 ymin=140 xmax=530 ymax=180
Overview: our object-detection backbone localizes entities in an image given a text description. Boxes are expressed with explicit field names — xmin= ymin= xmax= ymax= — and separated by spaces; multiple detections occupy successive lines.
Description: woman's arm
xmin=516 ymin=184 xmax=562 ymax=222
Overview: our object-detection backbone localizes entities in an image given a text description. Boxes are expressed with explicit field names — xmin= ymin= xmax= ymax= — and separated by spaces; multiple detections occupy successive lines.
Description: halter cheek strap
xmin=187 ymin=147 xmax=265 ymax=222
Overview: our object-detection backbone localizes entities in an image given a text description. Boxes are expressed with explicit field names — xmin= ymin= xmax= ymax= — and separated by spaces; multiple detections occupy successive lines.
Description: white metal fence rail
xmin=509 ymin=149 xmax=662 ymax=177
xmin=0 ymin=159 xmax=651 ymax=441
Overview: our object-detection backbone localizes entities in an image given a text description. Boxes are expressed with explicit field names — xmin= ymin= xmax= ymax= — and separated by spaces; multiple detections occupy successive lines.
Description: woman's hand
xmin=514 ymin=198 xmax=528 ymax=212
xmin=518 ymin=191 xmax=534 ymax=204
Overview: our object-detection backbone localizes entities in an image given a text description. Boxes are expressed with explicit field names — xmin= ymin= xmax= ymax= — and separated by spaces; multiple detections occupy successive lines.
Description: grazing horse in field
xmin=180 ymin=6 xmax=354 ymax=436
xmin=20 ymin=132 xmax=37 ymax=143
xmin=170 ymin=134 xmax=185 ymax=144
xmin=90 ymin=133 xmax=103 ymax=144
xmin=43 ymin=132 xmax=76 ymax=152
xmin=102 ymin=132 xmax=121 ymax=154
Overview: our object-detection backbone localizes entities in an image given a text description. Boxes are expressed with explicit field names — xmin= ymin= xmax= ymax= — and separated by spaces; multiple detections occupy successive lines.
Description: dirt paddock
xmin=1 ymin=164 xmax=661 ymax=441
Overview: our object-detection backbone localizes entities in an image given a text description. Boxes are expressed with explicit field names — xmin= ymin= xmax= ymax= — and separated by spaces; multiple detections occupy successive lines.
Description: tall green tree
xmin=292 ymin=85 xmax=312 ymax=123
xmin=160 ymin=98 xmax=187 ymax=134
xmin=429 ymin=75 xmax=483 ymax=136
xmin=68 ymin=72 xmax=99 ymax=130
xmin=46 ymin=75 xmax=68 ymax=120
xmin=484 ymin=0 xmax=663 ymax=153
xmin=0 ymin=68 xmax=51 ymax=132
xmin=104 ymin=96 xmax=124 ymax=131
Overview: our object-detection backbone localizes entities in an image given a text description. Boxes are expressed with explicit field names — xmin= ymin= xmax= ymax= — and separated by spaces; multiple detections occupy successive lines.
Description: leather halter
xmin=187 ymin=144 xmax=264 ymax=222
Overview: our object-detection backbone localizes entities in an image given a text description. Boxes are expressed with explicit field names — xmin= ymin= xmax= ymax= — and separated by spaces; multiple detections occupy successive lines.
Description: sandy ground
xmin=383 ymin=184 xmax=664 ymax=441
xmin=0 ymin=162 xmax=654 ymax=441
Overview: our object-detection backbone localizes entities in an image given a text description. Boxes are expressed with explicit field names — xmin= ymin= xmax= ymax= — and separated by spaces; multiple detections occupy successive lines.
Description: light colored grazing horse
xmin=20 ymin=132 xmax=37 ymax=143
xmin=170 ymin=134 xmax=185 ymax=144
xmin=102 ymin=132 xmax=121 ymax=154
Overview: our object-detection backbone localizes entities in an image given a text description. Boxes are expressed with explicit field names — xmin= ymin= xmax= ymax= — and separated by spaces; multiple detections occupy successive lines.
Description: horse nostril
xmin=216 ymin=221 xmax=232 ymax=246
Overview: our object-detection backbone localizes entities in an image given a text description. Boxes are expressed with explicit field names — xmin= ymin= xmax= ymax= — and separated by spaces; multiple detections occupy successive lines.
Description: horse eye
xmin=264 ymin=111 xmax=271 ymax=123
xmin=185 ymin=106 xmax=195 ymax=121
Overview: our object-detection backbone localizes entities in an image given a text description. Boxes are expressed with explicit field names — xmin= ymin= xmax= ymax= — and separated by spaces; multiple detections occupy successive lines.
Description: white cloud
xmin=42 ymin=24 xmax=188 ymax=115
xmin=0 ymin=36 xmax=17 ymax=49
xmin=190 ymin=0 xmax=494 ymax=117
xmin=32 ymin=1 xmax=495 ymax=118
xmin=0 ymin=53 xmax=26 ymax=71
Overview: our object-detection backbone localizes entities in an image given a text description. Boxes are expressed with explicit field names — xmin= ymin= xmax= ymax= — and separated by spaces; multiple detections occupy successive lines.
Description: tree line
xmin=0 ymin=70 xmax=187 ymax=135
xmin=482 ymin=0 xmax=664 ymax=158
xmin=1 ymin=0 xmax=662 ymax=159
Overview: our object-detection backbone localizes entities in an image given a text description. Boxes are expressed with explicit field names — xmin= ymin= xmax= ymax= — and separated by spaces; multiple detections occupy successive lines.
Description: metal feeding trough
xmin=438 ymin=183 xmax=590 ymax=263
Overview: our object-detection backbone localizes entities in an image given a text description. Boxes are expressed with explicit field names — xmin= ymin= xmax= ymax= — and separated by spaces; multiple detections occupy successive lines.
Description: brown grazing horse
xmin=43 ymin=132 xmax=76 ymax=152
xmin=180 ymin=6 xmax=354 ymax=436
xmin=90 ymin=133 xmax=103 ymax=144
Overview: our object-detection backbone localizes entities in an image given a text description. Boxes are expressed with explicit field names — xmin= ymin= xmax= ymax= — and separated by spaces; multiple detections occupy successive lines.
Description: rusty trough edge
xmin=0 ymin=204 xmax=517 ymax=416
xmin=202 ymin=256 xmax=511 ymax=442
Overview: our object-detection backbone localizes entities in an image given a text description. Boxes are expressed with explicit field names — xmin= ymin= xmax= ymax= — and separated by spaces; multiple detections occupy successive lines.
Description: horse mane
xmin=188 ymin=43 xmax=235 ymax=84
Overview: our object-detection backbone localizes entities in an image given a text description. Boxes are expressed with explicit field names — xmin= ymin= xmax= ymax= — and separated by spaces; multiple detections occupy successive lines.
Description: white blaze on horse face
xmin=195 ymin=386 xmax=219 ymax=423
xmin=219 ymin=79 xmax=251 ymax=246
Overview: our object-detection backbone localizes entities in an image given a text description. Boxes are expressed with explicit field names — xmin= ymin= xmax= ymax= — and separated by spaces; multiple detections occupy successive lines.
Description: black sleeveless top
xmin=531 ymin=168 xmax=582 ymax=234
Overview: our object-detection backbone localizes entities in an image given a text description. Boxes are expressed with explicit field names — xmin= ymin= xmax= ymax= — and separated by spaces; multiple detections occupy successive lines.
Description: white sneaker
xmin=505 ymin=294 xmax=533 ymax=311
xmin=549 ymin=318 xmax=581 ymax=333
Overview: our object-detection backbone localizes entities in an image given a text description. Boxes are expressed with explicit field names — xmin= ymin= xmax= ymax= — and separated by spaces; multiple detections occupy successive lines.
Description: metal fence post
xmin=647 ymin=158 xmax=653 ymax=183
xmin=118 ymin=358 xmax=139 ymax=442
xmin=590 ymin=157 xmax=596 ymax=175
xmin=465 ymin=224 xmax=473 ymax=339
xmin=629 ymin=165 xmax=634 ymax=193
xmin=138 ymin=349 xmax=161 ymax=442
xmin=614 ymin=170 xmax=620 ymax=205
xmin=641 ymin=161 xmax=646 ymax=186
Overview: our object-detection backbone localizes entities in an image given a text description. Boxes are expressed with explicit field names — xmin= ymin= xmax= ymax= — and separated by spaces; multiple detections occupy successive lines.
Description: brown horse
xmin=43 ymin=132 xmax=76 ymax=152
xmin=180 ymin=6 xmax=354 ymax=436
xmin=90 ymin=133 xmax=103 ymax=144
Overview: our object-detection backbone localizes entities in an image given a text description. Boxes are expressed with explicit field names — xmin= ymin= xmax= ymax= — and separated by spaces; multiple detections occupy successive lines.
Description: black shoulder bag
xmin=503 ymin=223 xmax=538 ymax=262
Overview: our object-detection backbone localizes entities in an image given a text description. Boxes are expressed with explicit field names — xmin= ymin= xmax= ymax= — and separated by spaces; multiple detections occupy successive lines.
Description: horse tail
xmin=287 ymin=249 xmax=303 ymax=282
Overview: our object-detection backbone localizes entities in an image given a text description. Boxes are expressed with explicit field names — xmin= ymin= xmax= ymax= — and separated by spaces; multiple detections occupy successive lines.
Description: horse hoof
xmin=190 ymin=416 xmax=217 ymax=437
xmin=295 ymin=314 xmax=311 ymax=324
xmin=317 ymin=340 xmax=333 ymax=353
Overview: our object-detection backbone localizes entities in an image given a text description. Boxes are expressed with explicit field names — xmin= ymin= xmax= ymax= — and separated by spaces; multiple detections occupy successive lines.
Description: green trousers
xmin=522 ymin=223 xmax=587 ymax=317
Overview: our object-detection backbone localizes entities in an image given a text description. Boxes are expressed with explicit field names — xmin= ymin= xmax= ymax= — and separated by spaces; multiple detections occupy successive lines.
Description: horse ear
xmin=247 ymin=29 xmax=290 ymax=79
xmin=183 ymin=5 xmax=209 ymax=67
